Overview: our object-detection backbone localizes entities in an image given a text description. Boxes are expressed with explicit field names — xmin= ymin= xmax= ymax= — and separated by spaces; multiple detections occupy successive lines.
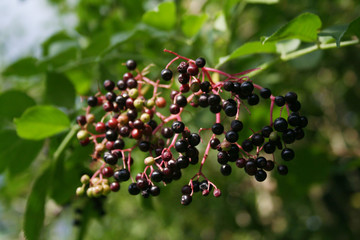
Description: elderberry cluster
xmin=75 ymin=50 xmax=308 ymax=206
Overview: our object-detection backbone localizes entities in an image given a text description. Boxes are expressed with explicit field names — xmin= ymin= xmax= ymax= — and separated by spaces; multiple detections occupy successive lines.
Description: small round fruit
xmin=126 ymin=59 xmax=137 ymax=70
xmin=161 ymin=69 xmax=173 ymax=81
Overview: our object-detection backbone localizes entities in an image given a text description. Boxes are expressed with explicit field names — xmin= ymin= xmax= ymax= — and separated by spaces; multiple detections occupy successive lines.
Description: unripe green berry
xmin=220 ymin=141 xmax=231 ymax=151
xmin=91 ymin=177 xmax=100 ymax=185
xmin=128 ymin=88 xmax=139 ymax=99
xmin=134 ymin=98 xmax=144 ymax=110
xmin=77 ymin=130 xmax=88 ymax=140
xmin=140 ymin=113 xmax=151 ymax=123
xmin=102 ymin=184 xmax=111 ymax=195
xmin=80 ymin=174 xmax=90 ymax=184
xmin=269 ymin=131 xmax=279 ymax=141
xmin=144 ymin=156 xmax=155 ymax=166
xmin=145 ymin=98 xmax=155 ymax=108
xmin=76 ymin=186 xmax=85 ymax=196
xmin=191 ymin=95 xmax=199 ymax=105
xmin=93 ymin=185 xmax=103 ymax=197
xmin=86 ymin=114 xmax=95 ymax=124
xmin=190 ymin=80 xmax=200 ymax=92
xmin=86 ymin=187 xmax=94 ymax=197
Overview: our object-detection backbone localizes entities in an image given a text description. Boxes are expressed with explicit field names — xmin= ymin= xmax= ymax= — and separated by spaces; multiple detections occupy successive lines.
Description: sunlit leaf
xmin=142 ymin=1 xmax=176 ymax=31
xmin=45 ymin=72 xmax=76 ymax=108
xmin=2 ymin=57 xmax=44 ymax=77
xmin=181 ymin=14 xmax=208 ymax=38
xmin=0 ymin=90 xmax=36 ymax=122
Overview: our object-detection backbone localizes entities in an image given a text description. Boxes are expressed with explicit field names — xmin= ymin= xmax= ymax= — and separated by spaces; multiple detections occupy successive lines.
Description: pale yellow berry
xmin=86 ymin=113 xmax=95 ymax=124
xmin=76 ymin=186 xmax=85 ymax=196
xmin=86 ymin=187 xmax=94 ymax=197
xmin=144 ymin=156 xmax=155 ymax=166
xmin=80 ymin=174 xmax=90 ymax=184
xmin=95 ymin=143 xmax=105 ymax=152
xmin=77 ymin=130 xmax=88 ymax=140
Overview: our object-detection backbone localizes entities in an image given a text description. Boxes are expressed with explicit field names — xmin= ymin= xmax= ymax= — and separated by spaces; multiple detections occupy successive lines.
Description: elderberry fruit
xmin=263 ymin=142 xmax=276 ymax=154
xmin=236 ymin=158 xmax=246 ymax=168
xmin=127 ymin=78 xmax=138 ymax=89
xmin=210 ymin=138 xmax=220 ymax=149
xmin=212 ymin=123 xmax=224 ymax=135
xmin=225 ymin=130 xmax=239 ymax=143
xmin=223 ymin=81 xmax=234 ymax=91
xmin=87 ymin=96 xmax=98 ymax=107
xmin=288 ymin=113 xmax=300 ymax=126
xmin=103 ymin=80 xmax=115 ymax=91
xmin=245 ymin=160 xmax=257 ymax=175
xmin=256 ymin=157 xmax=267 ymax=168
xmin=260 ymin=88 xmax=271 ymax=99
xmin=285 ymin=92 xmax=297 ymax=103
xmin=261 ymin=126 xmax=273 ymax=137
xmin=161 ymin=127 xmax=174 ymax=138
xmin=247 ymin=94 xmax=259 ymax=105
xmin=175 ymin=95 xmax=187 ymax=107
xmin=210 ymin=105 xmax=222 ymax=113
xmin=220 ymin=164 xmax=232 ymax=176
xmin=264 ymin=160 xmax=275 ymax=171
xmin=289 ymin=101 xmax=301 ymax=112
xmin=177 ymin=61 xmax=189 ymax=73
xmin=240 ymin=81 xmax=254 ymax=96
xmin=172 ymin=121 xmax=185 ymax=133
xmin=255 ymin=170 xmax=267 ymax=182
xmin=200 ymin=81 xmax=211 ymax=93
xmin=217 ymin=151 xmax=229 ymax=164
xmin=224 ymin=105 xmax=237 ymax=117
xmin=192 ymin=181 xmax=200 ymax=192
xmin=114 ymin=169 xmax=130 ymax=182
xmin=128 ymin=183 xmax=140 ymax=195
xmin=177 ymin=156 xmax=189 ymax=169
xmin=277 ymin=165 xmax=288 ymax=175
xmin=187 ymin=63 xmax=199 ymax=76
xmin=113 ymin=139 xmax=125 ymax=150
xmin=198 ymin=94 xmax=209 ymax=107
xmin=195 ymin=57 xmax=206 ymax=68
xmin=182 ymin=185 xmax=191 ymax=195
xmin=138 ymin=141 xmax=150 ymax=152
xmin=126 ymin=59 xmax=137 ymax=70
xmin=241 ymin=139 xmax=253 ymax=152
xmin=181 ymin=194 xmax=192 ymax=205
xmin=275 ymin=96 xmax=285 ymax=106
xmin=274 ymin=117 xmax=288 ymax=132
xmin=299 ymin=116 xmax=308 ymax=128
xmin=208 ymin=94 xmax=221 ymax=106
xmin=169 ymin=104 xmax=180 ymax=114
xmin=178 ymin=73 xmax=190 ymax=84
xmin=151 ymin=170 xmax=163 ymax=182
xmin=281 ymin=148 xmax=295 ymax=161
xmin=76 ymin=116 xmax=87 ymax=126
xmin=161 ymin=69 xmax=173 ymax=81
xmin=150 ymin=186 xmax=160 ymax=196
xmin=231 ymin=120 xmax=243 ymax=132
xmin=282 ymin=129 xmax=296 ymax=144
xmin=188 ymin=133 xmax=201 ymax=146
xmin=294 ymin=127 xmax=305 ymax=140
xmin=117 ymin=79 xmax=127 ymax=90
xmin=251 ymin=133 xmax=264 ymax=146
xmin=105 ymin=129 xmax=117 ymax=141
xmin=110 ymin=182 xmax=120 ymax=192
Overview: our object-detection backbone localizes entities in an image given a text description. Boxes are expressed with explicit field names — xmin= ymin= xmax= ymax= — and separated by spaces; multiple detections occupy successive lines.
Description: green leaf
xmin=82 ymin=32 xmax=110 ymax=57
xmin=14 ymin=106 xmax=70 ymax=140
xmin=142 ymin=1 xmax=176 ymax=31
xmin=2 ymin=57 xmax=44 ymax=77
xmin=246 ymin=0 xmax=279 ymax=4
xmin=181 ymin=14 xmax=208 ymax=38
xmin=276 ymin=39 xmax=301 ymax=55
xmin=42 ymin=31 xmax=73 ymax=57
xmin=262 ymin=13 xmax=322 ymax=43
xmin=318 ymin=16 xmax=360 ymax=47
xmin=24 ymin=167 xmax=51 ymax=240
xmin=217 ymin=41 xmax=277 ymax=66
xmin=0 ymin=90 xmax=36 ymax=122
xmin=45 ymin=72 xmax=76 ymax=108
xmin=65 ymin=70 xmax=93 ymax=95
xmin=0 ymin=129 xmax=43 ymax=175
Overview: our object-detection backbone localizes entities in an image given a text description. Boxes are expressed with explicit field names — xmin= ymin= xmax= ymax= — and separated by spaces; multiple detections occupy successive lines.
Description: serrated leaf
xmin=2 ymin=57 xmax=44 ymax=77
xmin=14 ymin=106 xmax=70 ymax=140
xmin=0 ymin=90 xmax=36 ymax=122
xmin=262 ymin=13 xmax=322 ymax=43
xmin=246 ymin=0 xmax=278 ymax=4
xmin=142 ymin=1 xmax=176 ymax=31
xmin=24 ymin=167 xmax=50 ymax=240
xmin=181 ymin=14 xmax=208 ymax=38
xmin=45 ymin=72 xmax=76 ymax=108
xmin=217 ymin=41 xmax=277 ymax=66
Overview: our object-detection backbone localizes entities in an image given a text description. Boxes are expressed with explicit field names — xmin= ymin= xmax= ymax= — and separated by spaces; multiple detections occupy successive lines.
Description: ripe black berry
xmin=212 ymin=123 xmax=224 ymax=135
xmin=240 ymin=81 xmax=254 ymax=96
xmin=263 ymin=142 xmax=276 ymax=154
xmin=264 ymin=160 xmax=275 ymax=171
xmin=241 ymin=139 xmax=253 ymax=152
xmin=150 ymin=186 xmax=160 ymax=196
xmin=277 ymin=165 xmax=288 ymax=175
xmin=128 ymin=183 xmax=140 ymax=195
xmin=188 ymin=133 xmax=201 ymax=146
xmin=161 ymin=127 xmax=174 ymax=138
xmin=126 ymin=59 xmax=137 ymax=70
xmin=187 ymin=64 xmax=199 ymax=76
xmin=105 ymin=129 xmax=117 ymax=141
xmin=285 ymin=92 xmax=297 ymax=103
xmin=217 ymin=151 xmax=229 ymax=164
xmin=175 ymin=139 xmax=188 ymax=152
xmin=225 ymin=130 xmax=239 ymax=143
xmin=245 ymin=160 xmax=257 ymax=175
xmin=198 ymin=94 xmax=209 ymax=107
xmin=247 ymin=94 xmax=259 ymax=105
xmin=275 ymin=96 xmax=285 ymax=107
xmin=231 ymin=120 xmax=243 ymax=132
xmin=255 ymin=170 xmax=267 ymax=182
xmin=103 ymin=80 xmax=115 ymax=91
xmin=178 ymin=73 xmax=190 ymax=84
xmin=117 ymin=80 xmax=127 ymax=90
xmin=220 ymin=164 xmax=232 ymax=176
xmin=288 ymin=113 xmax=300 ymax=126
xmin=236 ymin=158 xmax=246 ymax=168
xmin=261 ymin=126 xmax=273 ymax=138
xmin=127 ymin=78 xmax=138 ymax=89
xmin=195 ymin=57 xmax=206 ymax=68
xmin=210 ymin=138 xmax=220 ymax=149
xmin=289 ymin=101 xmax=301 ymax=112
xmin=169 ymin=104 xmax=180 ymax=114
xmin=161 ymin=69 xmax=173 ymax=81
xmin=138 ymin=141 xmax=150 ymax=152
xmin=294 ymin=127 xmax=305 ymax=140
xmin=251 ymin=133 xmax=264 ymax=146
xmin=208 ymin=94 xmax=221 ymax=106
xmin=282 ymin=129 xmax=296 ymax=144
xmin=151 ymin=170 xmax=163 ymax=182
xmin=104 ymin=153 xmax=118 ymax=165
xmin=177 ymin=61 xmax=189 ymax=73
xmin=87 ymin=96 xmax=98 ymax=107
xmin=172 ymin=121 xmax=185 ymax=133
xmin=76 ymin=115 xmax=87 ymax=126
xmin=223 ymin=81 xmax=234 ymax=91
xmin=210 ymin=105 xmax=222 ymax=113
xmin=224 ymin=105 xmax=237 ymax=117
xmin=175 ymin=95 xmax=187 ymax=107
xmin=299 ymin=116 xmax=308 ymax=128
xmin=260 ymin=88 xmax=271 ymax=99
xmin=114 ymin=169 xmax=130 ymax=182
xmin=281 ymin=148 xmax=295 ymax=161
xmin=177 ymin=156 xmax=190 ymax=169
xmin=274 ymin=117 xmax=288 ymax=132
xmin=181 ymin=194 xmax=192 ymax=205
xmin=181 ymin=185 xmax=191 ymax=195
xmin=113 ymin=139 xmax=125 ymax=150
xmin=200 ymin=81 xmax=211 ymax=93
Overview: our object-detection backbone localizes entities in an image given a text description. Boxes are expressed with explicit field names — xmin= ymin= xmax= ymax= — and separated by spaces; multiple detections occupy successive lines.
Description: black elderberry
xmin=161 ymin=69 xmax=173 ymax=81
xmin=260 ymin=88 xmax=271 ymax=99
xmin=172 ymin=121 xmax=185 ymax=133
xmin=76 ymin=116 xmax=87 ymax=126
xmin=212 ymin=123 xmax=224 ymax=135
xmin=274 ymin=117 xmax=288 ymax=132
xmin=178 ymin=73 xmax=190 ymax=84
xmin=151 ymin=170 xmax=163 ymax=182
xmin=256 ymin=157 xmax=267 ymax=168
xmin=177 ymin=61 xmax=189 ymax=73
xmin=252 ymin=133 xmax=264 ymax=146
xmin=113 ymin=139 xmax=125 ymax=150
xmin=223 ymin=81 xmax=234 ymax=92
xmin=208 ymin=94 xmax=221 ymax=106
xmin=222 ymin=99 xmax=237 ymax=109
xmin=263 ymin=142 xmax=276 ymax=154
xmin=198 ymin=94 xmax=209 ymax=107
xmin=288 ymin=113 xmax=300 ymax=126
xmin=172 ymin=170 xmax=182 ymax=180
xmin=188 ymin=133 xmax=201 ymax=146
xmin=104 ymin=153 xmax=118 ymax=165
xmin=264 ymin=160 xmax=275 ymax=171
xmin=177 ymin=156 xmax=190 ymax=169
xmin=282 ymin=129 xmax=296 ymax=144
xmin=87 ymin=96 xmax=98 ymax=107
xmin=232 ymin=82 xmax=241 ymax=94
xmin=224 ymin=105 xmax=237 ymax=117
xmin=245 ymin=159 xmax=257 ymax=175
xmin=105 ymin=92 xmax=117 ymax=102
xmin=136 ymin=178 xmax=148 ymax=189
xmin=103 ymin=80 xmax=115 ymax=91
xmin=169 ymin=104 xmax=180 ymax=114
xmin=241 ymin=139 xmax=253 ymax=152
xmin=150 ymin=186 xmax=160 ymax=196
xmin=127 ymin=109 xmax=138 ymax=121
xmin=275 ymin=96 xmax=285 ymax=106
xmin=195 ymin=57 xmax=206 ymax=68
xmin=277 ymin=165 xmax=288 ymax=175
xmin=182 ymin=185 xmax=192 ymax=195
xmin=261 ymin=126 xmax=273 ymax=138
xmin=289 ymin=101 xmax=301 ymax=112
xmin=192 ymin=181 xmax=200 ymax=192
xmin=119 ymin=126 xmax=130 ymax=137
xmin=225 ymin=130 xmax=239 ymax=143
xmin=175 ymin=139 xmax=188 ymax=152
xmin=105 ymin=129 xmax=118 ymax=141
xmin=187 ymin=64 xmax=199 ymax=76
xmin=240 ymin=81 xmax=254 ymax=96
xmin=117 ymin=79 xmax=127 ymax=90
xmin=147 ymin=120 xmax=157 ymax=130
xmin=236 ymin=158 xmax=246 ymax=168
xmin=115 ymin=95 xmax=126 ymax=109
xmin=185 ymin=146 xmax=199 ymax=159
xmin=285 ymin=92 xmax=297 ymax=103
xmin=175 ymin=95 xmax=187 ymax=107
xmin=190 ymin=155 xmax=199 ymax=165
xmin=220 ymin=164 xmax=232 ymax=176
xmin=281 ymin=148 xmax=295 ymax=161
xmin=299 ymin=116 xmax=308 ymax=128
xmin=210 ymin=105 xmax=222 ymax=113
xmin=138 ymin=141 xmax=150 ymax=152
xmin=114 ymin=169 xmax=130 ymax=182
xmin=217 ymin=151 xmax=229 ymax=164
xmin=200 ymin=180 xmax=212 ymax=191
xmin=200 ymin=81 xmax=211 ymax=93
xmin=247 ymin=94 xmax=260 ymax=105
xmin=231 ymin=120 xmax=243 ymax=132
xmin=127 ymin=78 xmax=138 ymax=89
xmin=126 ymin=59 xmax=137 ymax=70
xmin=210 ymin=138 xmax=220 ymax=149
xmin=181 ymin=194 xmax=192 ymax=205
xmin=255 ymin=170 xmax=267 ymax=182
xmin=294 ymin=127 xmax=305 ymax=140
xmin=128 ymin=183 xmax=140 ymax=195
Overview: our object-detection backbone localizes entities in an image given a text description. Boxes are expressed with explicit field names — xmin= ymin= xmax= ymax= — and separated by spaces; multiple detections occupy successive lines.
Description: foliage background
xmin=0 ymin=0 xmax=360 ymax=239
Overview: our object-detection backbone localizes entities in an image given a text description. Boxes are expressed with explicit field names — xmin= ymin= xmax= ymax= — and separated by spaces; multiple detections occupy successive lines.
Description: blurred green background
xmin=0 ymin=0 xmax=360 ymax=239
